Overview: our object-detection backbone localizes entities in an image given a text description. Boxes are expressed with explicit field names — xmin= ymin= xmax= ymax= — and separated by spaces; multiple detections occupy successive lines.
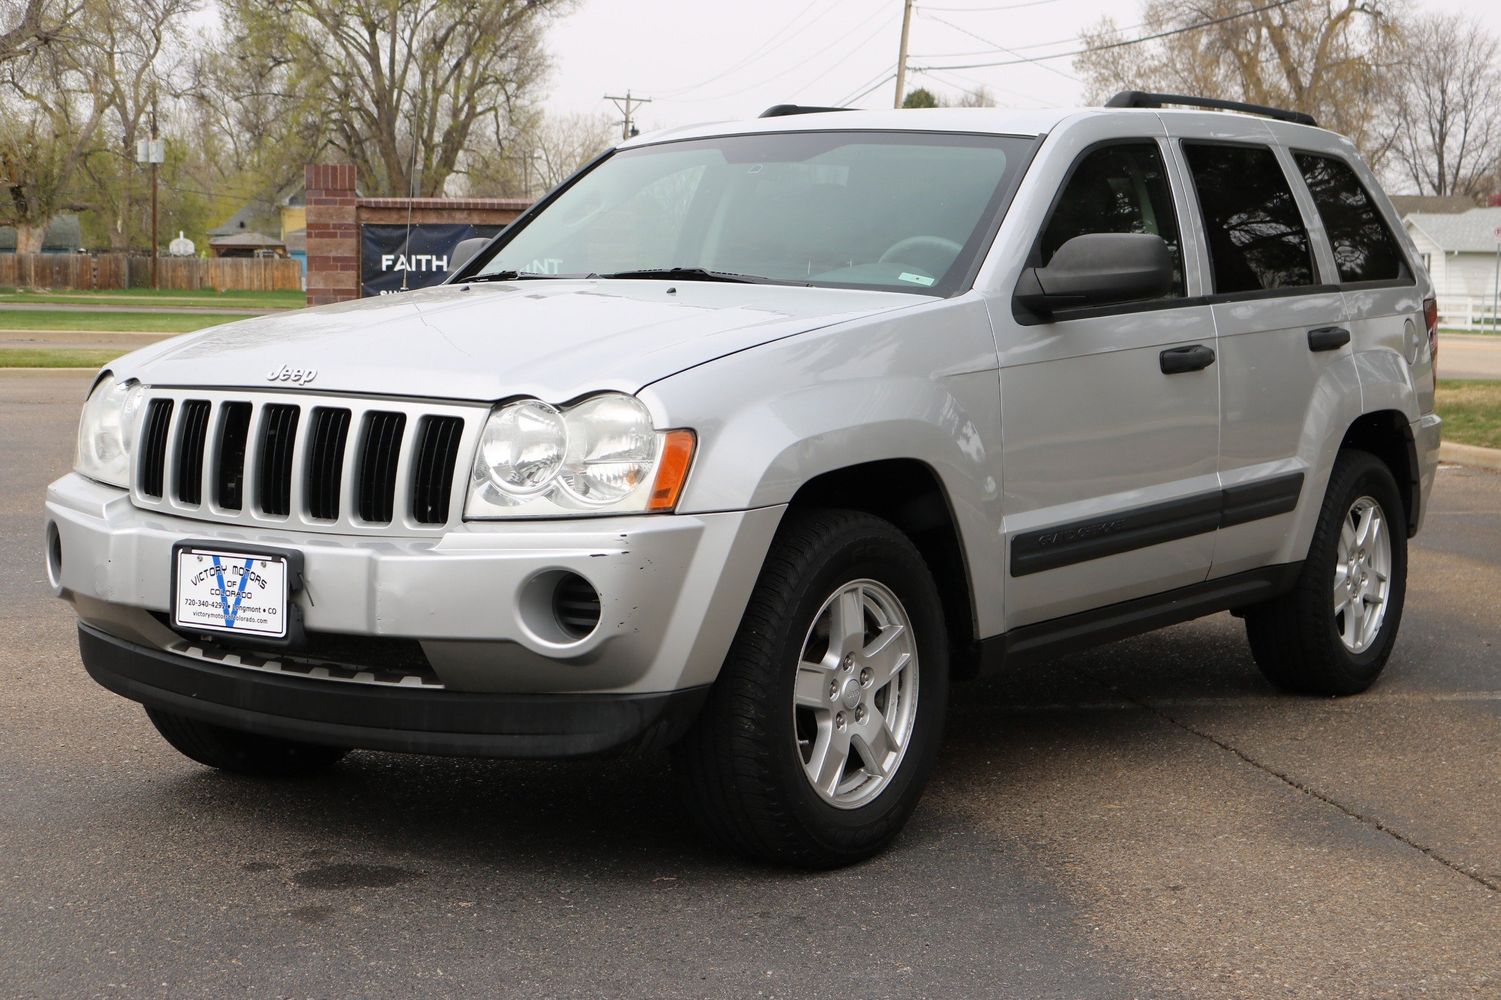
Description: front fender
xmin=640 ymin=295 xmax=1006 ymax=634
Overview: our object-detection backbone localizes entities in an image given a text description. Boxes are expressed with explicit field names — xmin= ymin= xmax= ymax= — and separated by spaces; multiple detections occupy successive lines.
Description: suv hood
xmin=121 ymin=280 xmax=926 ymax=402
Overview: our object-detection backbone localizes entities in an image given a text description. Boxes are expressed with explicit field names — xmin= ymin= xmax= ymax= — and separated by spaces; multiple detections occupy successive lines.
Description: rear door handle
xmin=1160 ymin=344 xmax=1216 ymax=374
xmin=1307 ymin=326 xmax=1351 ymax=352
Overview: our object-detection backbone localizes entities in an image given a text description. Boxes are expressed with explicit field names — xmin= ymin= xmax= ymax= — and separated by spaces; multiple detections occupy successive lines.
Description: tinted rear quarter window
xmin=1294 ymin=152 xmax=1408 ymax=284
xmin=1183 ymin=143 xmax=1316 ymax=294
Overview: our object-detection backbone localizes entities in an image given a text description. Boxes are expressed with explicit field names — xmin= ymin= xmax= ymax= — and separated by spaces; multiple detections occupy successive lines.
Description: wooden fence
xmin=0 ymin=253 xmax=303 ymax=292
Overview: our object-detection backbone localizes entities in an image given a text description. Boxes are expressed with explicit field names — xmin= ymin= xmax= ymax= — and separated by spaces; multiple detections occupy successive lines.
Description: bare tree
xmin=1389 ymin=13 xmax=1501 ymax=197
xmin=0 ymin=0 xmax=108 ymax=252
xmin=76 ymin=0 xmax=200 ymax=249
xmin=0 ymin=0 xmax=78 ymax=65
xmin=1076 ymin=0 xmax=1402 ymax=169
xmin=225 ymin=0 xmax=568 ymax=197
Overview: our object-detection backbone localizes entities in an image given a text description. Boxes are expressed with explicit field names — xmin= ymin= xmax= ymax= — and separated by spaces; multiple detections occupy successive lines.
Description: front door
xmin=991 ymin=128 xmax=1221 ymax=628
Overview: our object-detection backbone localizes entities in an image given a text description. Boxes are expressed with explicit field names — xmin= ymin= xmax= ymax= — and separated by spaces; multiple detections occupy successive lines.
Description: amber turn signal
xmin=648 ymin=430 xmax=696 ymax=512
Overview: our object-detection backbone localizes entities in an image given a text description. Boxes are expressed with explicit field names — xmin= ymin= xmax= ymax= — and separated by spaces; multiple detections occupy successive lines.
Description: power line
xmin=839 ymin=72 xmax=899 ymax=107
xmin=916 ymin=0 xmax=1062 ymax=11
xmin=914 ymin=0 xmax=1308 ymax=71
xmin=651 ymin=0 xmax=853 ymax=98
xmin=919 ymin=9 xmax=1079 ymax=81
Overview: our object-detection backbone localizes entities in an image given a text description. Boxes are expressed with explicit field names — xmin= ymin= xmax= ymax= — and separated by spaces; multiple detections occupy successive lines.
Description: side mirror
xmin=1014 ymin=232 xmax=1173 ymax=317
xmin=450 ymin=237 xmax=492 ymax=275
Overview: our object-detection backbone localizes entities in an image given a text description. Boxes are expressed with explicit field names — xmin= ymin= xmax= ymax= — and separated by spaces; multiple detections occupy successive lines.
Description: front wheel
xmin=1245 ymin=450 xmax=1408 ymax=695
xmin=673 ymin=509 xmax=950 ymax=868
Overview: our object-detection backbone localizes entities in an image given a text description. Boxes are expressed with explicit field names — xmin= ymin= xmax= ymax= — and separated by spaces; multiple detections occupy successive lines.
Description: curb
xmin=1439 ymin=441 xmax=1501 ymax=472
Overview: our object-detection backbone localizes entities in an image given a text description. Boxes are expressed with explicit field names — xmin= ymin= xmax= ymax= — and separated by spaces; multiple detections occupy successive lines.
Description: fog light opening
xmin=518 ymin=570 xmax=602 ymax=645
xmin=552 ymin=573 xmax=602 ymax=641
xmin=45 ymin=522 xmax=63 ymax=591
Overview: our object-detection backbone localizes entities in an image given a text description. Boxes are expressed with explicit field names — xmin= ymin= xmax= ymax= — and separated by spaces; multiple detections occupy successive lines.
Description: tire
xmin=672 ymin=508 xmax=950 ymax=868
xmin=145 ymin=707 xmax=349 ymax=776
xmin=1245 ymin=450 xmax=1408 ymax=695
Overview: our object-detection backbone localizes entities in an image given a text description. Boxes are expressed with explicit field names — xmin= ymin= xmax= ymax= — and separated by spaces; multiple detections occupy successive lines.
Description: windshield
xmin=475 ymin=130 xmax=1033 ymax=294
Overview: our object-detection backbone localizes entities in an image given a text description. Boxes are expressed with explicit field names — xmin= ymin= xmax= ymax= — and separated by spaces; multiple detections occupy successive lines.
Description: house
xmin=0 ymin=214 xmax=83 ymax=253
xmin=210 ymin=186 xmax=307 ymax=271
xmin=208 ymin=230 xmax=286 ymax=258
xmin=1402 ymin=207 xmax=1501 ymax=327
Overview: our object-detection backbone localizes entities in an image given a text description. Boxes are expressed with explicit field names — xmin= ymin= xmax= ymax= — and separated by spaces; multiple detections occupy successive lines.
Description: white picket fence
xmin=1440 ymin=296 xmax=1501 ymax=331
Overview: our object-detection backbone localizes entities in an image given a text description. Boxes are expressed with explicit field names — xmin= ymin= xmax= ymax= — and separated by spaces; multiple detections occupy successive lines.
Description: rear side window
xmin=1039 ymin=142 xmax=1185 ymax=297
xmin=1294 ymin=152 xmax=1408 ymax=284
xmin=1183 ymin=143 xmax=1316 ymax=294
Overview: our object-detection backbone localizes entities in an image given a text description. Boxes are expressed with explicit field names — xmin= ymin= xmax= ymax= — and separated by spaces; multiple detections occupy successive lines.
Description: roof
xmin=1403 ymin=207 xmax=1501 ymax=253
xmin=1390 ymin=195 xmax=1478 ymax=217
xmin=283 ymin=228 xmax=306 ymax=254
xmin=0 ymin=214 xmax=83 ymax=252
xmin=208 ymin=230 xmax=285 ymax=248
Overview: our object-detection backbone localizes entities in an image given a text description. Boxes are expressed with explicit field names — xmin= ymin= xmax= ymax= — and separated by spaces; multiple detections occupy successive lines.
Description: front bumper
xmin=79 ymin=624 xmax=708 ymax=757
xmin=46 ymin=472 xmax=783 ymax=696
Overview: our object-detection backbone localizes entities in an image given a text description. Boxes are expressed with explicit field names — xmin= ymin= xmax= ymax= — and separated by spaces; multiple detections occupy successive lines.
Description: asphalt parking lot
xmin=3 ymin=369 xmax=1499 ymax=999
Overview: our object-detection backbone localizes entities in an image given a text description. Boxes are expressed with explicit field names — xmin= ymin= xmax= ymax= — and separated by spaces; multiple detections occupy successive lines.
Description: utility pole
xmin=149 ymin=94 xmax=159 ymax=290
xmin=893 ymin=0 xmax=914 ymax=108
xmin=136 ymin=87 xmax=164 ymax=289
xmin=604 ymin=90 xmax=652 ymax=141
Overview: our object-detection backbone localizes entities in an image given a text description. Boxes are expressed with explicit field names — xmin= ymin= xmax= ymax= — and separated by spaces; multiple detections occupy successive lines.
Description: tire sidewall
xmin=1315 ymin=454 xmax=1409 ymax=680
xmin=757 ymin=525 xmax=950 ymax=853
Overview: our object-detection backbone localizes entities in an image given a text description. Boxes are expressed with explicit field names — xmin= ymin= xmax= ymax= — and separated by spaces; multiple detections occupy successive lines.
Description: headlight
xmin=74 ymin=374 xmax=144 ymax=489
xmin=466 ymin=392 xmax=695 ymax=518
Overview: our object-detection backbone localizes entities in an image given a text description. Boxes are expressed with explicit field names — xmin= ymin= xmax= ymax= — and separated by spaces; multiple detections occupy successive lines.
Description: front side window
xmin=1294 ymin=152 xmax=1408 ymax=284
xmin=1038 ymin=142 xmax=1185 ymax=298
xmin=476 ymin=131 xmax=1034 ymax=295
xmin=1183 ymin=143 xmax=1316 ymax=294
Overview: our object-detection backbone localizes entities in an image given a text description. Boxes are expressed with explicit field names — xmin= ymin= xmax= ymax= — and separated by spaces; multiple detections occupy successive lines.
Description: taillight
xmin=1424 ymin=295 xmax=1439 ymax=376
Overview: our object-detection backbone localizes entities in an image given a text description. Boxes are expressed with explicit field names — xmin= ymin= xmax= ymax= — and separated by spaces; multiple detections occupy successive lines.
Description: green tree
xmin=902 ymin=87 xmax=939 ymax=109
xmin=224 ymin=0 xmax=570 ymax=197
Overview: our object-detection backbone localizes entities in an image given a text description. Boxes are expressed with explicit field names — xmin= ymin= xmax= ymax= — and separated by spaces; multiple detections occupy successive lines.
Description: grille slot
xmin=411 ymin=415 xmax=464 ymax=524
xmin=357 ymin=411 xmax=406 ymax=523
xmin=304 ymin=407 xmax=352 ymax=520
xmin=215 ymin=402 xmax=252 ymax=510
xmin=256 ymin=404 xmax=300 ymax=517
xmin=132 ymin=392 xmax=471 ymax=533
xmin=139 ymin=399 xmax=174 ymax=498
xmin=172 ymin=400 xmax=212 ymax=505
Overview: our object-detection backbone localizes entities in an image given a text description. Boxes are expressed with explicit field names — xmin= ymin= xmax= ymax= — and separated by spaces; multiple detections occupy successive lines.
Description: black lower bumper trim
xmin=78 ymin=624 xmax=708 ymax=759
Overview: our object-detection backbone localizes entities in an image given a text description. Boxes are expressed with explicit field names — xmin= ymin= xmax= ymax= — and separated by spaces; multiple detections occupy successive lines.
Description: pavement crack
xmin=1131 ymin=694 xmax=1501 ymax=894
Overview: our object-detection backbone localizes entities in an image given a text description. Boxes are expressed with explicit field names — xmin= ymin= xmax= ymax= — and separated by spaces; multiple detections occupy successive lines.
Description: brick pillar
xmin=304 ymin=163 xmax=359 ymax=306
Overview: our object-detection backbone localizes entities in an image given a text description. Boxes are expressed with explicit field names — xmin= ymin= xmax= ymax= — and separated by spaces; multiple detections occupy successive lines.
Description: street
xmin=3 ymin=370 xmax=1499 ymax=999
xmin=1439 ymin=332 xmax=1501 ymax=380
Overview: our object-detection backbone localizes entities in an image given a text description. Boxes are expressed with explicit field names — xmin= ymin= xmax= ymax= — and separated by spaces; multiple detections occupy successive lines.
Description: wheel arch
xmin=788 ymin=459 xmax=982 ymax=676
xmin=1340 ymin=409 xmax=1420 ymax=537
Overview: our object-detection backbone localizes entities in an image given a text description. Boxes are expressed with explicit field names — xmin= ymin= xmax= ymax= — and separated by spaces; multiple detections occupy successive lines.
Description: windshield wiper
xmin=466 ymin=270 xmax=580 ymax=283
xmin=596 ymin=267 xmax=783 ymax=285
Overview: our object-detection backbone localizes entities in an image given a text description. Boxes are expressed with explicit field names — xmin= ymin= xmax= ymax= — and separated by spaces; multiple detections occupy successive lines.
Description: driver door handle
xmin=1160 ymin=344 xmax=1216 ymax=374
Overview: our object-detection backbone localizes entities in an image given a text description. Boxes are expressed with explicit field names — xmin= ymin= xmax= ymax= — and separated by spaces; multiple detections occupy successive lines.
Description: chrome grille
xmin=131 ymin=389 xmax=483 ymax=534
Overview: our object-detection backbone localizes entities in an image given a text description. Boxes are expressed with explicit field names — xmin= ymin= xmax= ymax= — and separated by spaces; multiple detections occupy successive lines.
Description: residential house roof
xmin=1404 ymin=207 xmax=1501 ymax=254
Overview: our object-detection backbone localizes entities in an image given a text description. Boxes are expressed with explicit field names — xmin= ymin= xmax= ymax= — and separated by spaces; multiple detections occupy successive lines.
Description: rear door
xmin=1168 ymin=123 xmax=1351 ymax=578
xmin=991 ymin=118 xmax=1221 ymax=628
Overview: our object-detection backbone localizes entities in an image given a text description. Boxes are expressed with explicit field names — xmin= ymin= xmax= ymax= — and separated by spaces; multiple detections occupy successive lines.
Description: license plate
xmin=172 ymin=546 xmax=290 ymax=639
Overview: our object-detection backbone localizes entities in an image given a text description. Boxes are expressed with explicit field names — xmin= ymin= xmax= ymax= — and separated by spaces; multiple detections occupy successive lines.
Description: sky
xmin=542 ymin=0 xmax=1501 ymax=136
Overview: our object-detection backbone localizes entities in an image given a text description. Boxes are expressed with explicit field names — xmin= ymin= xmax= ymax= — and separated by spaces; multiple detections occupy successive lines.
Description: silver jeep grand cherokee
xmin=46 ymin=93 xmax=1441 ymax=867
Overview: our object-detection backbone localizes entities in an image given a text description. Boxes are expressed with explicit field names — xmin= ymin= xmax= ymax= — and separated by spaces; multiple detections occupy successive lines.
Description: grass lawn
xmin=0 ymin=309 xmax=247 ymax=334
xmin=0 ymin=348 xmax=118 ymax=369
xmin=0 ymin=288 xmax=305 ymax=310
xmin=1436 ymin=379 xmax=1501 ymax=450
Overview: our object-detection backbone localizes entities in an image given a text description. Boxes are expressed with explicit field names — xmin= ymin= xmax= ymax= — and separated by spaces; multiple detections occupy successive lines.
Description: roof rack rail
xmin=1105 ymin=90 xmax=1317 ymax=128
xmin=759 ymin=104 xmax=852 ymax=118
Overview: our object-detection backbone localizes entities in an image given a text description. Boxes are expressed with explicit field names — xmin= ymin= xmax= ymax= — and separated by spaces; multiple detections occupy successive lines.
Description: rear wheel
xmin=1245 ymin=450 xmax=1407 ymax=695
xmin=673 ymin=509 xmax=949 ymax=868
xmin=145 ymin=707 xmax=349 ymax=776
